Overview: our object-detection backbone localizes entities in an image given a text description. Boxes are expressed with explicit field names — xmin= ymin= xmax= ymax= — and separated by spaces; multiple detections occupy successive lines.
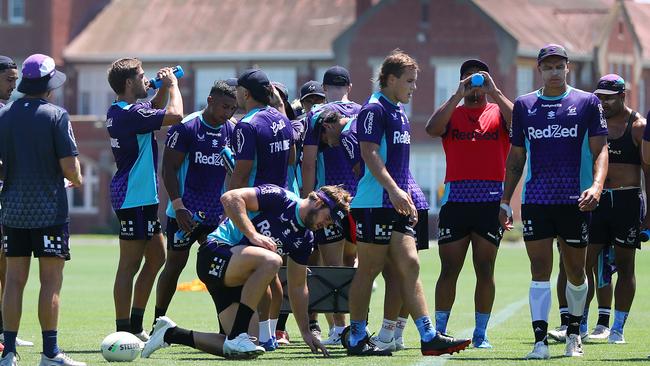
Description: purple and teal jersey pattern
xmin=340 ymin=118 xmax=361 ymax=169
xmin=441 ymin=180 xmax=504 ymax=204
xmin=286 ymin=117 xmax=307 ymax=195
xmin=234 ymin=106 xmax=293 ymax=188
xmin=304 ymin=101 xmax=361 ymax=194
xmin=511 ymin=87 xmax=607 ymax=204
xmin=207 ymin=184 xmax=314 ymax=264
xmin=164 ymin=111 xmax=235 ymax=225
xmin=351 ymin=92 xmax=428 ymax=210
xmin=107 ymin=101 xmax=166 ymax=210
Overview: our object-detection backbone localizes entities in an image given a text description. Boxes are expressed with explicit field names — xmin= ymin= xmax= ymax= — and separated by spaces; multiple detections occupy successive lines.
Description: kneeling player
xmin=142 ymin=184 xmax=350 ymax=359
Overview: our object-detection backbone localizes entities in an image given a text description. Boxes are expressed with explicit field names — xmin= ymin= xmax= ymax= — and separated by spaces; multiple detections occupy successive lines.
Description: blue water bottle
xmin=174 ymin=211 xmax=206 ymax=241
xmin=470 ymin=73 xmax=484 ymax=87
xmin=149 ymin=65 xmax=185 ymax=89
xmin=640 ymin=229 xmax=650 ymax=242
xmin=220 ymin=146 xmax=236 ymax=174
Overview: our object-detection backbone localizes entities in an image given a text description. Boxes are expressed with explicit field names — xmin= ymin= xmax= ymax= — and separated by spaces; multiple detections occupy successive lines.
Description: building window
xmin=260 ymin=66 xmax=297 ymax=101
xmin=516 ymin=65 xmax=534 ymax=97
xmin=8 ymin=0 xmax=25 ymax=24
xmin=68 ymin=159 xmax=99 ymax=214
xmin=194 ymin=67 xmax=236 ymax=110
xmin=431 ymin=60 xmax=462 ymax=109
xmin=80 ymin=92 xmax=90 ymax=115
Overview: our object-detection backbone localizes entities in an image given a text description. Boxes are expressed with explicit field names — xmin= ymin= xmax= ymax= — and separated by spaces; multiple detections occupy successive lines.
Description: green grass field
xmin=10 ymin=236 xmax=650 ymax=365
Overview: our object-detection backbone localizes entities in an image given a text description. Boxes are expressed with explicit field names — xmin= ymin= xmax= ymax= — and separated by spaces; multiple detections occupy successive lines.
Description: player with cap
xmin=143 ymin=184 xmax=349 ymax=359
xmin=301 ymin=66 xmax=361 ymax=345
xmin=106 ymin=58 xmax=184 ymax=341
xmin=499 ymin=44 xmax=608 ymax=359
xmin=151 ymin=80 xmax=237 ymax=326
xmin=426 ymin=59 xmax=512 ymax=349
xmin=0 ymin=53 xmax=84 ymax=366
xmin=579 ymin=74 xmax=648 ymax=344
xmin=299 ymin=81 xmax=326 ymax=115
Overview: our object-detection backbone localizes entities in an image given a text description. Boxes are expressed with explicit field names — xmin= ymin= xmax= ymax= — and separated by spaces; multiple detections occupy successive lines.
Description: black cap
xmin=323 ymin=65 xmax=351 ymax=86
xmin=236 ymin=68 xmax=270 ymax=97
xmin=271 ymin=81 xmax=289 ymax=101
xmin=594 ymin=74 xmax=625 ymax=95
xmin=17 ymin=53 xmax=66 ymax=95
xmin=537 ymin=44 xmax=568 ymax=64
xmin=460 ymin=59 xmax=489 ymax=78
xmin=0 ymin=55 xmax=17 ymax=71
xmin=300 ymin=80 xmax=326 ymax=100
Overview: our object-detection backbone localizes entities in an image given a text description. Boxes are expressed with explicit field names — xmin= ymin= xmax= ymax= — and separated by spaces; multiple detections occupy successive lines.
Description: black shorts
xmin=166 ymin=217 xmax=216 ymax=251
xmin=521 ymin=204 xmax=589 ymax=247
xmin=590 ymin=189 xmax=644 ymax=249
xmin=314 ymin=213 xmax=355 ymax=245
xmin=115 ymin=204 xmax=162 ymax=240
xmin=438 ymin=201 xmax=503 ymax=246
xmin=196 ymin=240 xmax=242 ymax=313
xmin=3 ymin=224 xmax=71 ymax=260
xmin=352 ymin=208 xmax=429 ymax=249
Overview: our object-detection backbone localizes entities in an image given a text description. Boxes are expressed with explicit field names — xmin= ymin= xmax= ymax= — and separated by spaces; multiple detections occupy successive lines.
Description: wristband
xmin=500 ymin=203 xmax=513 ymax=218
xmin=172 ymin=198 xmax=185 ymax=211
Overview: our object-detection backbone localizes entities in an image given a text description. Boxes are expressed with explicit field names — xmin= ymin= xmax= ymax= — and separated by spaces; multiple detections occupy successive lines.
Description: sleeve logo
xmin=236 ymin=128 xmax=245 ymax=154
xmin=363 ymin=111 xmax=374 ymax=135
xmin=137 ymin=108 xmax=158 ymax=118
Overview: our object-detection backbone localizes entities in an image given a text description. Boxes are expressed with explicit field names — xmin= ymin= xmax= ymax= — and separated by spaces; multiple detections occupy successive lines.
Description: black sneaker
xmin=421 ymin=332 xmax=471 ymax=356
xmin=347 ymin=336 xmax=392 ymax=356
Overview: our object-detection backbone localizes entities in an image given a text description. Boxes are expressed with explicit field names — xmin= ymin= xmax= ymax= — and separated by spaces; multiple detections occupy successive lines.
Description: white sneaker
xmin=39 ymin=352 xmax=86 ymax=366
xmin=548 ymin=325 xmax=567 ymax=342
xmin=608 ymin=329 xmax=626 ymax=344
xmin=0 ymin=352 xmax=17 ymax=366
xmin=525 ymin=341 xmax=550 ymax=359
xmin=0 ymin=334 xmax=33 ymax=347
xmin=321 ymin=329 xmax=341 ymax=346
xmin=589 ymin=325 xmax=610 ymax=340
xmin=141 ymin=316 xmax=176 ymax=358
xmin=369 ymin=335 xmax=396 ymax=352
xmin=395 ymin=336 xmax=405 ymax=351
xmin=133 ymin=330 xmax=150 ymax=342
xmin=223 ymin=333 xmax=265 ymax=359
xmin=565 ymin=334 xmax=584 ymax=357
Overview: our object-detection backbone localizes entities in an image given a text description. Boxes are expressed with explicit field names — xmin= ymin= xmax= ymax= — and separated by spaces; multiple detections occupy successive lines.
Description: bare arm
xmin=499 ymin=146 xmax=527 ymax=230
xmin=229 ymin=160 xmax=253 ymax=190
xmin=220 ymin=188 xmax=276 ymax=251
xmin=150 ymin=68 xmax=183 ymax=126
xmin=162 ymin=147 xmax=195 ymax=232
xmin=301 ymin=145 xmax=317 ymax=198
xmin=481 ymin=71 xmax=513 ymax=129
xmin=287 ymin=258 xmax=329 ymax=356
xmin=425 ymin=76 xmax=471 ymax=137
xmin=632 ymin=118 xmax=650 ymax=228
xmin=577 ymin=135 xmax=608 ymax=211
xmin=59 ymin=156 xmax=82 ymax=187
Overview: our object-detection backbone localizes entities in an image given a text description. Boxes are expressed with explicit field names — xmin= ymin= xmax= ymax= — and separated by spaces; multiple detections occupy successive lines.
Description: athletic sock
xmin=565 ymin=280 xmax=588 ymax=335
xmin=130 ymin=307 xmax=145 ymax=334
xmin=334 ymin=325 xmax=346 ymax=336
xmin=395 ymin=316 xmax=408 ymax=339
xmin=259 ymin=320 xmax=271 ymax=343
xmin=597 ymin=307 xmax=611 ymax=327
xmin=377 ymin=319 xmax=396 ymax=343
xmin=164 ymin=326 xmax=195 ymax=347
xmin=2 ymin=331 xmax=17 ymax=356
xmin=228 ymin=304 xmax=254 ymax=340
xmin=349 ymin=320 xmax=367 ymax=347
xmin=529 ymin=281 xmax=551 ymax=344
xmin=42 ymin=330 xmax=60 ymax=358
xmin=611 ymin=310 xmax=629 ymax=334
xmin=269 ymin=318 xmax=278 ymax=336
xmin=434 ymin=311 xmax=450 ymax=334
xmin=154 ymin=307 xmax=167 ymax=321
xmin=559 ymin=306 xmax=569 ymax=327
xmin=414 ymin=316 xmax=436 ymax=342
xmin=473 ymin=312 xmax=490 ymax=340
xmin=277 ymin=313 xmax=289 ymax=331
xmin=116 ymin=319 xmax=131 ymax=332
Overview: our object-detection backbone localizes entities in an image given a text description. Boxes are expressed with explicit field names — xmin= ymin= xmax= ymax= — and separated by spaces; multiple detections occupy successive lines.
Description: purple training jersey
xmin=351 ymin=92 xmax=428 ymax=210
xmin=304 ymin=101 xmax=361 ymax=195
xmin=208 ymin=184 xmax=314 ymax=265
xmin=511 ymin=87 xmax=607 ymax=204
xmin=234 ymin=106 xmax=293 ymax=188
xmin=107 ymin=101 xmax=166 ymax=210
xmin=164 ymin=111 xmax=235 ymax=225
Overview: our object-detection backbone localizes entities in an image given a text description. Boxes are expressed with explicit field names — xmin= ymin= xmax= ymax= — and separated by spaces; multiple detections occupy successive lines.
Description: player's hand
xmin=388 ymin=188 xmax=417 ymax=220
xmin=175 ymin=208 xmax=195 ymax=233
xmin=63 ymin=178 xmax=80 ymax=188
xmin=578 ymin=186 xmax=601 ymax=211
xmin=249 ymin=233 xmax=277 ymax=252
xmin=454 ymin=76 xmax=473 ymax=98
xmin=301 ymin=330 xmax=330 ymax=357
xmin=158 ymin=67 xmax=177 ymax=87
xmin=498 ymin=202 xmax=513 ymax=231
xmin=479 ymin=71 xmax=498 ymax=97
xmin=640 ymin=216 xmax=650 ymax=231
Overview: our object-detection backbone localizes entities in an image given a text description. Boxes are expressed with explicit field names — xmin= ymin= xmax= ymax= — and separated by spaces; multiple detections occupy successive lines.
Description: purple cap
xmin=17 ymin=54 xmax=66 ymax=95
xmin=300 ymin=80 xmax=325 ymax=100
xmin=537 ymin=44 xmax=568 ymax=64
xmin=323 ymin=65 xmax=351 ymax=86
xmin=594 ymin=74 xmax=625 ymax=95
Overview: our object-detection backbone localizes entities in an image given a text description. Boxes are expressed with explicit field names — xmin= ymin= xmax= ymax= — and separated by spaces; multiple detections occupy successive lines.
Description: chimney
xmin=356 ymin=0 xmax=371 ymax=18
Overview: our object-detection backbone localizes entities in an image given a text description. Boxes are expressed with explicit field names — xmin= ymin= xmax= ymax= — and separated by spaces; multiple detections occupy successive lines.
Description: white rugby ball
xmin=100 ymin=331 xmax=143 ymax=362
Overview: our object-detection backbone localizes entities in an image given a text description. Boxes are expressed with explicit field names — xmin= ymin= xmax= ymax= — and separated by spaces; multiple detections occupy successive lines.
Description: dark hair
xmin=378 ymin=49 xmax=419 ymax=88
xmin=249 ymin=85 xmax=272 ymax=106
xmin=210 ymin=80 xmax=236 ymax=99
xmin=107 ymin=58 xmax=142 ymax=94
xmin=318 ymin=109 xmax=341 ymax=126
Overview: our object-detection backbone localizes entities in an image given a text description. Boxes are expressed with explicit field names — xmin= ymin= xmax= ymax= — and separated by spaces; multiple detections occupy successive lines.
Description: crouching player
xmin=142 ymin=184 xmax=351 ymax=359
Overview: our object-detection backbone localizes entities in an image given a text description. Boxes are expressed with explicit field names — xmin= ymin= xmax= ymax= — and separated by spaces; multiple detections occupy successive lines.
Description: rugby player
xmin=152 ymin=80 xmax=237 ymax=324
xmin=426 ymin=59 xmax=512 ymax=348
xmin=499 ymin=44 xmax=608 ymax=358
xmin=106 ymin=58 xmax=184 ymax=340
xmin=346 ymin=49 xmax=469 ymax=356
xmin=142 ymin=184 xmax=348 ymax=359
